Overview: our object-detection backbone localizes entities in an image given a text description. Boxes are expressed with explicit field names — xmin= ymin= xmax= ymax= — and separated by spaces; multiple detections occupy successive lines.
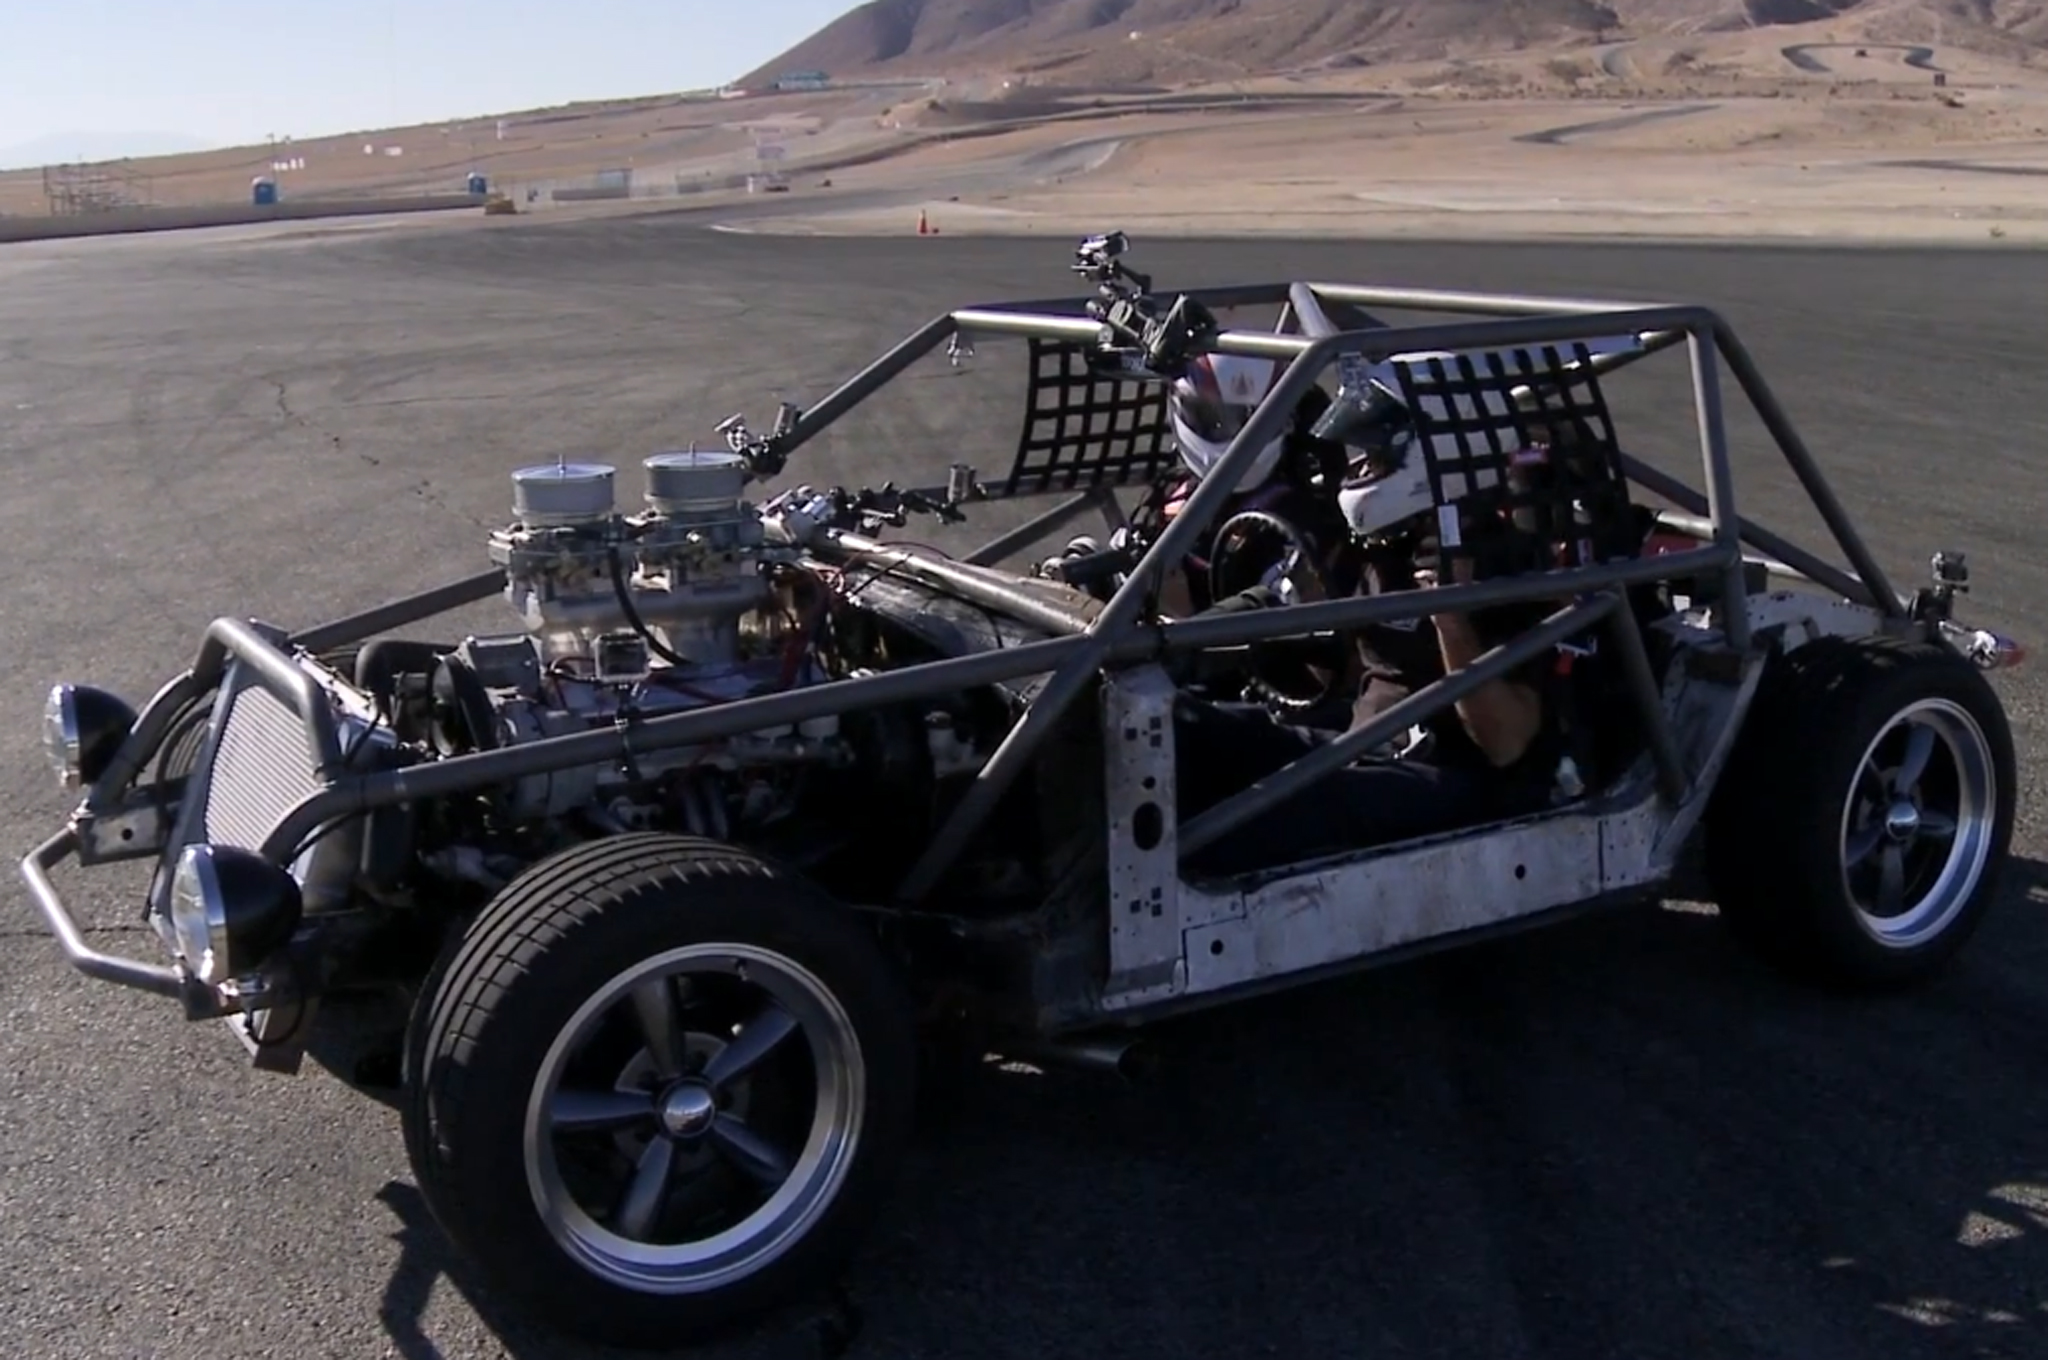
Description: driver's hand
xmin=1411 ymin=554 xmax=1474 ymax=592
xmin=1417 ymin=553 xmax=1476 ymax=630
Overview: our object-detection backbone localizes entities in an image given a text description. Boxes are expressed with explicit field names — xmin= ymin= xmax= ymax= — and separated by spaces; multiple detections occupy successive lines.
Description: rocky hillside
xmin=738 ymin=0 xmax=2048 ymax=86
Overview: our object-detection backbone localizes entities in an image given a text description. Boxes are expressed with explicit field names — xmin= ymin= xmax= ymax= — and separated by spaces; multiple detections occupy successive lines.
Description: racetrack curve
xmin=5 ymin=220 xmax=2048 ymax=1360
xmin=1782 ymin=43 xmax=1944 ymax=74
xmin=1513 ymin=102 xmax=1720 ymax=146
xmin=1884 ymin=158 xmax=2048 ymax=179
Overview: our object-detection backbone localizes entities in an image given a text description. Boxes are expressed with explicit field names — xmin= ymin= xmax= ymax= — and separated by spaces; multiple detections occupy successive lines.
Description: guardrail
xmin=0 ymin=194 xmax=484 ymax=243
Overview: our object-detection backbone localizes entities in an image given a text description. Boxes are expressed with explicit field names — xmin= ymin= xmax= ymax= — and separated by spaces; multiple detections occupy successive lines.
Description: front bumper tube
xmin=18 ymin=826 xmax=217 ymax=1016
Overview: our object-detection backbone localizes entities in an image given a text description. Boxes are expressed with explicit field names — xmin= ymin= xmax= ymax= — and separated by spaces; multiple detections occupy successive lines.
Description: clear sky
xmin=0 ymin=0 xmax=857 ymax=159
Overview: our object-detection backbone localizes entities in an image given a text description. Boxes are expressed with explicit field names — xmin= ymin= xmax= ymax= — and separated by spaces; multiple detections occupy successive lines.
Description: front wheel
xmin=1705 ymin=634 xmax=2016 ymax=989
xmin=401 ymin=833 xmax=917 ymax=1350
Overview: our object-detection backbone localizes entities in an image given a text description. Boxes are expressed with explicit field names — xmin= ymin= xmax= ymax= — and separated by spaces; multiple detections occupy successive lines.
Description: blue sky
xmin=0 ymin=0 xmax=857 ymax=161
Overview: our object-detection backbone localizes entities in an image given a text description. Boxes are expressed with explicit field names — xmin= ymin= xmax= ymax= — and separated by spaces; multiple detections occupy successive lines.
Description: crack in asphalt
xmin=266 ymin=374 xmax=496 ymax=533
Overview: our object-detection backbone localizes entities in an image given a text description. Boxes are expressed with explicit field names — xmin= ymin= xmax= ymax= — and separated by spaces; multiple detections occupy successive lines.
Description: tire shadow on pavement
xmin=852 ymin=858 xmax=2048 ymax=1360
xmin=357 ymin=859 xmax=2048 ymax=1360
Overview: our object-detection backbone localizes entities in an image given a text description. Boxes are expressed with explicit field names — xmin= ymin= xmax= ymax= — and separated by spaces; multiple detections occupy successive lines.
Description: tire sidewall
xmin=1715 ymin=636 xmax=2016 ymax=987
xmin=409 ymin=852 xmax=917 ymax=1345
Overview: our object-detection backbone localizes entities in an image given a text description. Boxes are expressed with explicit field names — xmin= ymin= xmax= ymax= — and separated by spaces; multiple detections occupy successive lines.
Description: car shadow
xmin=368 ymin=1178 xmax=862 ymax=1360
xmin=362 ymin=857 xmax=2048 ymax=1360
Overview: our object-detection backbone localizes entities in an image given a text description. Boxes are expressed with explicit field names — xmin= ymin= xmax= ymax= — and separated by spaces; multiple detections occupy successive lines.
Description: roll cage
xmin=24 ymin=236 xmax=2001 ymax=1018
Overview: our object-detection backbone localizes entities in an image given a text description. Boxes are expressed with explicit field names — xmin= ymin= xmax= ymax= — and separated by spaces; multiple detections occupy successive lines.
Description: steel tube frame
xmin=893 ymin=302 xmax=1714 ymax=902
xmin=945 ymin=327 xmax=1685 ymax=574
xmin=223 ymin=541 xmax=1737 ymax=869
xmin=215 ymin=299 xmax=1744 ymax=902
xmin=1288 ymin=283 xmax=1342 ymax=339
xmin=1302 ymin=282 xmax=1659 ymax=317
xmin=778 ymin=314 xmax=960 ymax=462
xmin=758 ymin=278 xmax=1896 ymax=626
xmin=950 ymin=309 xmax=1319 ymax=362
xmin=20 ymin=274 xmax=1965 ymax=1003
xmin=824 ymin=530 xmax=1094 ymax=636
xmin=1509 ymin=326 xmax=1686 ymax=407
xmin=76 ymin=283 xmax=1877 ymax=895
xmin=1605 ymin=597 xmax=1689 ymax=805
xmin=1178 ymin=596 xmax=1620 ymax=860
xmin=1161 ymin=544 xmax=1729 ymax=652
xmin=1713 ymin=326 xmax=1906 ymax=618
xmin=891 ymin=327 xmax=1354 ymax=902
xmin=86 ymin=615 xmax=358 ymax=815
xmin=19 ymin=830 xmax=190 ymax=997
xmin=960 ymin=486 xmax=1120 ymax=567
xmin=255 ymin=628 xmax=1092 ymax=862
xmin=773 ymin=284 xmax=1319 ymax=466
xmin=1686 ymin=334 xmax=1752 ymax=655
xmin=963 ymin=282 xmax=1296 ymax=319
xmin=1650 ymin=509 xmax=1818 ymax=585
xmin=1621 ymin=456 xmax=1879 ymax=606
xmin=204 ymin=618 xmax=346 ymax=777
xmin=290 ymin=569 xmax=506 ymax=654
xmin=84 ymin=669 xmax=210 ymax=813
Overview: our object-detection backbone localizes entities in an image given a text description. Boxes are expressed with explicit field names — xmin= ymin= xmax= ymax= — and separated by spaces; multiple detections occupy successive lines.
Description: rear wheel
xmin=402 ymin=833 xmax=917 ymax=1350
xmin=1705 ymin=633 xmax=2015 ymax=988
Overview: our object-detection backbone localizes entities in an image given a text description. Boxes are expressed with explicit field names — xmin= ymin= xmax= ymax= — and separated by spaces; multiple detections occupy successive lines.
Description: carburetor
xmin=488 ymin=450 xmax=780 ymax=666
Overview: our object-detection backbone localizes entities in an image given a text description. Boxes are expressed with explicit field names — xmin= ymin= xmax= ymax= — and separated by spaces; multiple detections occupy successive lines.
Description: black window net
xmin=1377 ymin=340 xmax=1640 ymax=579
xmin=1000 ymin=337 xmax=1180 ymax=498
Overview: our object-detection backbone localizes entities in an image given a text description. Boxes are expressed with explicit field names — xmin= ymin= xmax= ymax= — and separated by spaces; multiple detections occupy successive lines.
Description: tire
xmin=401 ymin=832 xmax=918 ymax=1351
xmin=1704 ymin=633 xmax=2015 ymax=989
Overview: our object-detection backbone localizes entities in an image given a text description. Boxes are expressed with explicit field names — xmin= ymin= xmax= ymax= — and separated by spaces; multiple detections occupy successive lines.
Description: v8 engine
xmin=348 ymin=451 xmax=907 ymax=887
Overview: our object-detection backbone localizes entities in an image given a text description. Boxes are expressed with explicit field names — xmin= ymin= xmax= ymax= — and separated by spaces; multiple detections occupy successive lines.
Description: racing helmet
xmin=1314 ymin=353 xmax=1528 ymax=541
xmin=1168 ymin=354 xmax=1288 ymax=494
xmin=1311 ymin=360 xmax=1438 ymax=538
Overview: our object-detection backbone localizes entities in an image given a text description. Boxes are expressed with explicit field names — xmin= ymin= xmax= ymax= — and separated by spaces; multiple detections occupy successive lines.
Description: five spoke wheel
xmin=526 ymin=945 xmax=866 ymax=1294
xmin=1707 ymin=635 xmax=2014 ymax=988
xmin=1839 ymin=697 xmax=1996 ymax=950
xmin=404 ymin=834 xmax=917 ymax=1350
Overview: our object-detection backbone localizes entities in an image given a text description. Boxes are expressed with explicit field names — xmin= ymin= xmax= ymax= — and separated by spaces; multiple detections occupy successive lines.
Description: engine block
xmin=437 ymin=632 xmax=846 ymax=825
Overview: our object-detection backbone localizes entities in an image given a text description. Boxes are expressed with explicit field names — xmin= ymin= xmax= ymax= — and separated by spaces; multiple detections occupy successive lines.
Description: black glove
xmin=1205 ymin=584 xmax=1281 ymax=615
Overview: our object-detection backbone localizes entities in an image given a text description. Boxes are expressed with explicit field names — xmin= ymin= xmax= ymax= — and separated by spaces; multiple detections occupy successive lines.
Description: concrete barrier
xmin=0 ymin=194 xmax=484 ymax=244
xmin=549 ymin=185 xmax=635 ymax=202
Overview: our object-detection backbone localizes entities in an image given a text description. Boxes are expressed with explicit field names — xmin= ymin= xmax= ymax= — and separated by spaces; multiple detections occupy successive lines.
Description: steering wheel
xmin=1205 ymin=509 xmax=1346 ymax=713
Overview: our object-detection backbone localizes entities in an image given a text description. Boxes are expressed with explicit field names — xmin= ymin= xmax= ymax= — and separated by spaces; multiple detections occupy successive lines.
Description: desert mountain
xmin=741 ymin=1 xmax=2048 ymax=87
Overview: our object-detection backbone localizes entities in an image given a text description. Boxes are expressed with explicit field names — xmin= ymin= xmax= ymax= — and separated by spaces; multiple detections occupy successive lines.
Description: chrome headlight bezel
xmin=168 ymin=844 xmax=305 ymax=987
xmin=42 ymin=682 xmax=137 ymax=793
xmin=42 ymin=684 xmax=83 ymax=791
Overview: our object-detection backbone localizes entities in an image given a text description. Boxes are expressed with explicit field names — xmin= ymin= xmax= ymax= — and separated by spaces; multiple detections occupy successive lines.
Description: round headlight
xmin=169 ymin=844 xmax=305 ymax=986
xmin=42 ymin=683 xmax=137 ymax=792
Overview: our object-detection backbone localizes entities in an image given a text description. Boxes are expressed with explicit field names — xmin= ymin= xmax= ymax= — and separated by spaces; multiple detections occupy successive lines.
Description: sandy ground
xmin=0 ymin=84 xmax=917 ymax=215
xmin=710 ymin=86 xmax=2048 ymax=246
xmin=720 ymin=33 xmax=2048 ymax=247
xmin=13 ymin=31 xmax=2048 ymax=245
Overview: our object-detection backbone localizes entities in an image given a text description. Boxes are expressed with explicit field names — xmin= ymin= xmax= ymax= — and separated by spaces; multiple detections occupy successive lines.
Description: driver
xmin=1136 ymin=352 xmax=1352 ymax=617
xmin=1171 ymin=363 xmax=1575 ymax=877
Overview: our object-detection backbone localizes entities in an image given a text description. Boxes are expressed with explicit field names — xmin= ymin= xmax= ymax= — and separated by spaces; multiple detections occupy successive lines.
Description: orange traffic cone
xmin=917 ymin=209 xmax=930 ymax=235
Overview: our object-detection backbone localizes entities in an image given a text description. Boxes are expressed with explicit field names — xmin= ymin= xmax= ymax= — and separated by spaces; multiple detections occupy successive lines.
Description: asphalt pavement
xmin=4 ymin=215 xmax=2048 ymax=1360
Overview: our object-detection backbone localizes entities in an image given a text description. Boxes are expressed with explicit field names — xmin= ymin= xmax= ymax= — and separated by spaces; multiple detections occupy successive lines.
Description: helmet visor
xmin=1171 ymin=355 xmax=1274 ymax=445
xmin=1313 ymin=376 xmax=1416 ymax=476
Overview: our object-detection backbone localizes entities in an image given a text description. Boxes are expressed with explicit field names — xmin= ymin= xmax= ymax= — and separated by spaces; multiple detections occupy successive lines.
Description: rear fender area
xmin=1708 ymin=586 xmax=2024 ymax=680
